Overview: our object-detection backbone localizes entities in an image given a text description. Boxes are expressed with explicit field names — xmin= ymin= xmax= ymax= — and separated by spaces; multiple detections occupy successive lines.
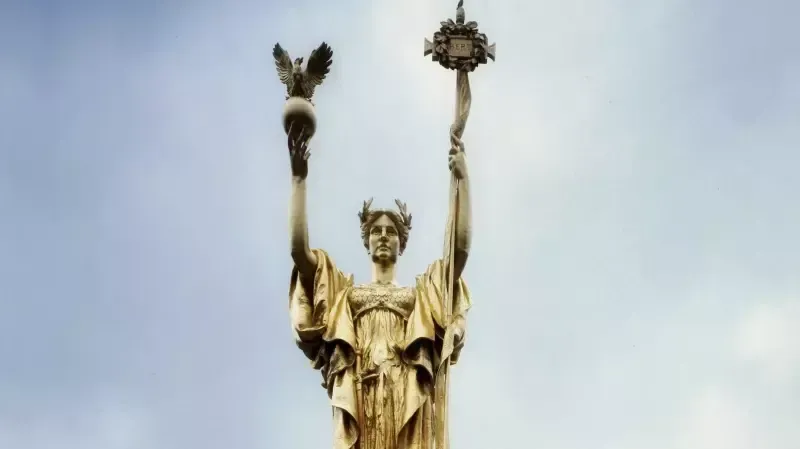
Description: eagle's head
xmin=293 ymin=57 xmax=304 ymax=71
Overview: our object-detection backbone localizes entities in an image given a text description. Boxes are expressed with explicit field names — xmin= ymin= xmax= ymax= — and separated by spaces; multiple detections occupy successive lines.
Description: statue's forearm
xmin=289 ymin=177 xmax=318 ymax=276
xmin=453 ymin=171 xmax=471 ymax=277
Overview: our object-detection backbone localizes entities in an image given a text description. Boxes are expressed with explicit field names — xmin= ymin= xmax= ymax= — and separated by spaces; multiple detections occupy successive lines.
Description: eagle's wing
xmin=302 ymin=42 xmax=333 ymax=99
xmin=272 ymin=43 xmax=294 ymax=92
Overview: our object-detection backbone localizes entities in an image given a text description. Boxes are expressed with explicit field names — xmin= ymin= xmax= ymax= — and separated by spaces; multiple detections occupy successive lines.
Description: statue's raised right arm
xmin=285 ymin=127 xmax=356 ymax=442
xmin=287 ymin=126 xmax=318 ymax=280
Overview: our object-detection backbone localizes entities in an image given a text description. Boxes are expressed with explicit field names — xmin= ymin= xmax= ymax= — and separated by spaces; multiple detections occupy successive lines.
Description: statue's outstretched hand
xmin=448 ymin=137 xmax=468 ymax=180
xmin=288 ymin=124 xmax=311 ymax=180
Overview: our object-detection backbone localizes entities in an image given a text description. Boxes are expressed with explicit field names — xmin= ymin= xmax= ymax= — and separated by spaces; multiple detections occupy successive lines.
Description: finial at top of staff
xmin=423 ymin=0 xmax=496 ymax=72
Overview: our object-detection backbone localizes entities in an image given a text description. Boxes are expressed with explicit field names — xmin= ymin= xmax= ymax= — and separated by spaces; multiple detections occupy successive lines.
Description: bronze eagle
xmin=272 ymin=42 xmax=333 ymax=102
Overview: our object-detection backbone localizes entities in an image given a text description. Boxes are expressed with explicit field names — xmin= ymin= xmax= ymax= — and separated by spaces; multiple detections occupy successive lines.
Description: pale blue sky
xmin=1 ymin=0 xmax=799 ymax=448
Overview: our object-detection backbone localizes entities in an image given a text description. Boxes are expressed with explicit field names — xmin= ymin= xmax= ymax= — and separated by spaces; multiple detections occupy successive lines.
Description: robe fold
xmin=289 ymin=249 xmax=471 ymax=449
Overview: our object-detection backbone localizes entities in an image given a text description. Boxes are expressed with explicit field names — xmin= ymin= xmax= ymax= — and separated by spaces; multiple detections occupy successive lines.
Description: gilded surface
xmin=289 ymin=252 xmax=471 ymax=449
xmin=279 ymin=2 xmax=492 ymax=448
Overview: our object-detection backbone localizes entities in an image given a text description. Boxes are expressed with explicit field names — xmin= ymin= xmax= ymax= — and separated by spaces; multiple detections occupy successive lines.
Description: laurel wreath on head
xmin=357 ymin=198 xmax=374 ymax=226
xmin=394 ymin=199 xmax=413 ymax=231
xmin=358 ymin=198 xmax=412 ymax=231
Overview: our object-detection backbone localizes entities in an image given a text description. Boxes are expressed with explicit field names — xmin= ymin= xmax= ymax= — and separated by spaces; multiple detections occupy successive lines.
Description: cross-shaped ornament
xmin=423 ymin=0 xmax=496 ymax=72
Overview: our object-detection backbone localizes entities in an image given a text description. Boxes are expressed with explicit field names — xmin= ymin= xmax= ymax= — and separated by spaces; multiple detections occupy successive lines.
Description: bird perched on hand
xmin=272 ymin=42 xmax=334 ymax=103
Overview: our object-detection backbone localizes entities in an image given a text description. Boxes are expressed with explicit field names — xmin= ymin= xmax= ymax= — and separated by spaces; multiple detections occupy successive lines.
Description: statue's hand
xmin=448 ymin=137 xmax=468 ymax=180
xmin=288 ymin=123 xmax=311 ymax=180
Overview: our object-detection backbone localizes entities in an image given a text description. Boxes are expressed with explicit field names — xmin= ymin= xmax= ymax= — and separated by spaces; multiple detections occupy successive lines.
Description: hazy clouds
xmin=1 ymin=0 xmax=798 ymax=448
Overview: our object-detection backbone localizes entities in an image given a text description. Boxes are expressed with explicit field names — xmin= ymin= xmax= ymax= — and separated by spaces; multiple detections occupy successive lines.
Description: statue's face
xmin=368 ymin=214 xmax=400 ymax=264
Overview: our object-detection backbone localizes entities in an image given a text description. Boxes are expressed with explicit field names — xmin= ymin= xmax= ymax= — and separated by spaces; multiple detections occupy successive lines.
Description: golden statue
xmin=277 ymin=3 xmax=494 ymax=448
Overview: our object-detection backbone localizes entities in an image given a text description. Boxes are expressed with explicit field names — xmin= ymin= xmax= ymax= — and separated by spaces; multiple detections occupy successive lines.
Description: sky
xmin=1 ymin=0 xmax=799 ymax=448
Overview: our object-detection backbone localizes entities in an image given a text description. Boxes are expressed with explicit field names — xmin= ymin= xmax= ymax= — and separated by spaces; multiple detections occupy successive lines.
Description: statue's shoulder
xmin=418 ymin=258 xmax=445 ymax=278
xmin=309 ymin=248 xmax=342 ymax=270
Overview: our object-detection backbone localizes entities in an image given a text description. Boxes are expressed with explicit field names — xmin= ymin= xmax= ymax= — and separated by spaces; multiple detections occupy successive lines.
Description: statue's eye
xmin=370 ymin=228 xmax=381 ymax=235
xmin=387 ymin=228 xmax=397 ymax=236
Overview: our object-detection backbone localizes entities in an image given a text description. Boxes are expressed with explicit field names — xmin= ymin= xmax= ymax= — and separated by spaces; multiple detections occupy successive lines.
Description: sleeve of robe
xmin=404 ymin=258 xmax=472 ymax=380
xmin=288 ymin=248 xmax=359 ymax=449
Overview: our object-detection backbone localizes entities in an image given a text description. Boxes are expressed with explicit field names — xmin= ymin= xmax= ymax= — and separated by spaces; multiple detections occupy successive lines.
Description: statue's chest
xmin=349 ymin=284 xmax=415 ymax=321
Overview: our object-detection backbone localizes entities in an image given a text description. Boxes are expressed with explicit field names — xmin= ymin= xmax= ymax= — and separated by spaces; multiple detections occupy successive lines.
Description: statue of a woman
xmin=286 ymin=126 xmax=472 ymax=449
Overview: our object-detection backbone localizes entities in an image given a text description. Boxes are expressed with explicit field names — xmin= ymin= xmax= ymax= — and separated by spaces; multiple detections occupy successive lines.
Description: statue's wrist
xmin=291 ymin=175 xmax=307 ymax=184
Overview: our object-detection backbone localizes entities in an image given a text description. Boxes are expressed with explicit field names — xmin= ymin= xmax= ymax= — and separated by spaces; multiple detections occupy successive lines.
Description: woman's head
xmin=358 ymin=198 xmax=412 ymax=262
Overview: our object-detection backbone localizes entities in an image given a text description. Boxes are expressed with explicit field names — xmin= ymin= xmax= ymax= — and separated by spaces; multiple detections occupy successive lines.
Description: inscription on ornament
xmin=448 ymin=38 xmax=472 ymax=58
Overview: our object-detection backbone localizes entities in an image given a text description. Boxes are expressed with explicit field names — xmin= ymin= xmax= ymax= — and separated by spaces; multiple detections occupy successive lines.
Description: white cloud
xmin=736 ymin=298 xmax=800 ymax=384
xmin=674 ymin=388 xmax=755 ymax=449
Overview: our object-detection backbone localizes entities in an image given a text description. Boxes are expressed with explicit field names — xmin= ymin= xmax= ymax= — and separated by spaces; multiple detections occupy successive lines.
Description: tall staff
xmin=424 ymin=2 xmax=495 ymax=448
